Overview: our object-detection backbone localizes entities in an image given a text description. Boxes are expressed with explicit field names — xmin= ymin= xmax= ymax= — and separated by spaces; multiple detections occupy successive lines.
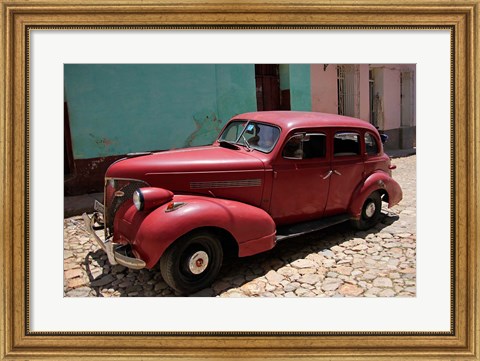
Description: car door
xmin=325 ymin=129 xmax=365 ymax=216
xmin=269 ymin=129 xmax=331 ymax=226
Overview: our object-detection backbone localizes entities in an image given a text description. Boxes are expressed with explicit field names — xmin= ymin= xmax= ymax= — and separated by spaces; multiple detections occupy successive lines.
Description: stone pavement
xmin=63 ymin=155 xmax=416 ymax=298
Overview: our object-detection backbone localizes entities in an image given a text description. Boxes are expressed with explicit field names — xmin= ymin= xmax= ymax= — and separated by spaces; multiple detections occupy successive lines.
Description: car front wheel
xmin=160 ymin=231 xmax=223 ymax=295
xmin=351 ymin=191 xmax=382 ymax=230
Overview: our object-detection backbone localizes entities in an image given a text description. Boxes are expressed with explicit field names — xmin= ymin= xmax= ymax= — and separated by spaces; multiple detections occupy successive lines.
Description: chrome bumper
xmin=82 ymin=212 xmax=146 ymax=270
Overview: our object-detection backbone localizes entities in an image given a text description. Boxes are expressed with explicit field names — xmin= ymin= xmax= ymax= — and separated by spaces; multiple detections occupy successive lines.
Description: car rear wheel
xmin=351 ymin=191 xmax=382 ymax=230
xmin=160 ymin=231 xmax=223 ymax=295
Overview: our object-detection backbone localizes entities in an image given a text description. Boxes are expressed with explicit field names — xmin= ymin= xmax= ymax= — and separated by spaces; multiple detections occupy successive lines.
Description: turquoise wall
xmin=289 ymin=64 xmax=312 ymax=111
xmin=279 ymin=64 xmax=290 ymax=90
xmin=64 ymin=64 xmax=257 ymax=159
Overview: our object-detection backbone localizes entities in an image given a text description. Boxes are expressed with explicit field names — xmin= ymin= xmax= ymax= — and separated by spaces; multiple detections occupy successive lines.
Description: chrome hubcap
xmin=188 ymin=251 xmax=209 ymax=274
xmin=365 ymin=202 xmax=376 ymax=218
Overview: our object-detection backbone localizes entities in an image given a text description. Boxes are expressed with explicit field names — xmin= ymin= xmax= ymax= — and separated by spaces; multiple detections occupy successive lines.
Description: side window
xmin=283 ymin=133 xmax=326 ymax=160
xmin=303 ymin=134 xmax=326 ymax=159
xmin=334 ymin=132 xmax=360 ymax=156
xmin=364 ymin=132 xmax=379 ymax=155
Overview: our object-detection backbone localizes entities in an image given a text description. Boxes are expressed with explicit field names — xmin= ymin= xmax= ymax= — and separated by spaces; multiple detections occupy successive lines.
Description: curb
xmin=64 ymin=192 xmax=103 ymax=218
xmin=386 ymin=148 xmax=416 ymax=158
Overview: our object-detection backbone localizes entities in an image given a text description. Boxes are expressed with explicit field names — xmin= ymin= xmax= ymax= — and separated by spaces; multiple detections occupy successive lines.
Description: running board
xmin=276 ymin=214 xmax=350 ymax=242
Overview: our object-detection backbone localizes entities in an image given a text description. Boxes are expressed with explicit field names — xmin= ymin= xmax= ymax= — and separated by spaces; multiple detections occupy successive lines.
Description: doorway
xmin=255 ymin=64 xmax=281 ymax=111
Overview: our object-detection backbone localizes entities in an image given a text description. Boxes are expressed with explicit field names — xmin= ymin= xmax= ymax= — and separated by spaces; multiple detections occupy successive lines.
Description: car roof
xmin=232 ymin=111 xmax=378 ymax=133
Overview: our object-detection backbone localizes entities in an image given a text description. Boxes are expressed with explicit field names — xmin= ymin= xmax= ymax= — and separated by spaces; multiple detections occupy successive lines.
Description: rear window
xmin=334 ymin=132 xmax=360 ymax=156
xmin=365 ymin=132 xmax=379 ymax=155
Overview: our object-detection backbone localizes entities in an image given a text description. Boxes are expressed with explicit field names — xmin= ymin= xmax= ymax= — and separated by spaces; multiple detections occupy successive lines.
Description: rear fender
xmin=123 ymin=195 xmax=276 ymax=269
xmin=348 ymin=171 xmax=403 ymax=219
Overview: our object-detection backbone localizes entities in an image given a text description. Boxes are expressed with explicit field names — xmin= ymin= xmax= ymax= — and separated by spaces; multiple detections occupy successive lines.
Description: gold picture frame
xmin=1 ymin=0 xmax=478 ymax=359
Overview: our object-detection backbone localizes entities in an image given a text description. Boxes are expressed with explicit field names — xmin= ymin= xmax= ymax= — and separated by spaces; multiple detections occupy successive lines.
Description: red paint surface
xmin=114 ymin=195 xmax=276 ymax=269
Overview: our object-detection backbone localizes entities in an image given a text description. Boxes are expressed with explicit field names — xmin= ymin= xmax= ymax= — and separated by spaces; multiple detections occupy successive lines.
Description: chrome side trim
xmin=82 ymin=213 xmax=146 ymax=270
xmin=105 ymin=176 xmax=151 ymax=183
xmin=190 ymin=179 xmax=262 ymax=189
xmin=146 ymin=169 xmax=271 ymax=176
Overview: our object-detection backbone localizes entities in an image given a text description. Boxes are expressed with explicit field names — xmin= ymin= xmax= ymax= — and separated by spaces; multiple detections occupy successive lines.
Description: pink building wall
xmin=311 ymin=64 xmax=371 ymax=123
xmin=309 ymin=63 xmax=415 ymax=150
xmin=359 ymin=64 xmax=370 ymax=122
xmin=378 ymin=66 xmax=401 ymax=131
xmin=311 ymin=64 xmax=338 ymax=114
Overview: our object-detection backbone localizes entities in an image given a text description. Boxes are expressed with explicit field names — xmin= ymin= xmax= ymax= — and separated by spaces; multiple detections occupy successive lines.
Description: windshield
xmin=218 ymin=120 xmax=280 ymax=153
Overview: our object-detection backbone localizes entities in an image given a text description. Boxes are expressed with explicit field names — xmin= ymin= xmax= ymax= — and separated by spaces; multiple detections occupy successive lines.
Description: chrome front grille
xmin=104 ymin=178 xmax=149 ymax=235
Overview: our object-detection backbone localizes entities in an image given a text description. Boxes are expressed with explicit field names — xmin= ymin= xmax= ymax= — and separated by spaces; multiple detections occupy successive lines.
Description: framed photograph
xmin=1 ymin=0 xmax=478 ymax=359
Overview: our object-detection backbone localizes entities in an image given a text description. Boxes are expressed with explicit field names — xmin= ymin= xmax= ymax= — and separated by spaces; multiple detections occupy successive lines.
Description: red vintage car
xmin=83 ymin=111 xmax=402 ymax=295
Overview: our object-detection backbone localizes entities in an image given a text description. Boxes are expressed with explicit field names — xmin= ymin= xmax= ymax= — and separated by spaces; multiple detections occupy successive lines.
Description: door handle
xmin=323 ymin=170 xmax=333 ymax=179
xmin=323 ymin=170 xmax=341 ymax=179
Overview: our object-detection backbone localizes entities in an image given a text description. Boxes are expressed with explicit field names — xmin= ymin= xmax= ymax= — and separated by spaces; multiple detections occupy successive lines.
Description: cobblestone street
xmin=64 ymin=155 xmax=416 ymax=298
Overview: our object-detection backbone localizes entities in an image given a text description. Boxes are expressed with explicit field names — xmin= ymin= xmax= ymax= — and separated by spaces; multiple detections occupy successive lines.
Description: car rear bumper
xmin=82 ymin=212 xmax=146 ymax=270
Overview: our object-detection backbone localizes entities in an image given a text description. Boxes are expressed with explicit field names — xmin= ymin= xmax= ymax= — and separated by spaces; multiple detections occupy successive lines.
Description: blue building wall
xmin=64 ymin=64 xmax=257 ymax=159
xmin=289 ymin=64 xmax=312 ymax=111
xmin=278 ymin=64 xmax=312 ymax=111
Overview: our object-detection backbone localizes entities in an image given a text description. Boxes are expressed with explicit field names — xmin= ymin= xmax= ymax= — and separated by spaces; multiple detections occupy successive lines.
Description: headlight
xmin=133 ymin=187 xmax=174 ymax=212
xmin=133 ymin=189 xmax=144 ymax=211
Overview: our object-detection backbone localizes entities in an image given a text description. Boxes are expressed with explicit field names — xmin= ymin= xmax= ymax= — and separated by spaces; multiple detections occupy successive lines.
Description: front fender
xmin=115 ymin=195 xmax=276 ymax=269
xmin=348 ymin=171 xmax=403 ymax=219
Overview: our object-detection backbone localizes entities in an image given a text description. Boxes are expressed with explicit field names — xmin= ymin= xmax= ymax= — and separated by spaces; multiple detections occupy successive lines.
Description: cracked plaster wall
xmin=64 ymin=64 xmax=257 ymax=159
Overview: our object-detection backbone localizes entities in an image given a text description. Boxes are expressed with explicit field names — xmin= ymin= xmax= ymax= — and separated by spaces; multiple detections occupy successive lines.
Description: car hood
xmin=105 ymin=145 xmax=265 ymax=180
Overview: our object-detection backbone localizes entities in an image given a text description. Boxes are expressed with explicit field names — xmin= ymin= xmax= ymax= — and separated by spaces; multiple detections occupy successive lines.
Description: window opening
xmin=337 ymin=65 xmax=360 ymax=118
xmin=283 ymin=133 xmax=326 ymax=160
xmin=364 ymin=132 xmax=379 ymax=155
xmin=334 ymin=132 xmax=360 ymax=156
xmin=220 ymin=120 xmax=247 ymax=142
xmin=218 ymin=120 xmax=280 ymax=153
